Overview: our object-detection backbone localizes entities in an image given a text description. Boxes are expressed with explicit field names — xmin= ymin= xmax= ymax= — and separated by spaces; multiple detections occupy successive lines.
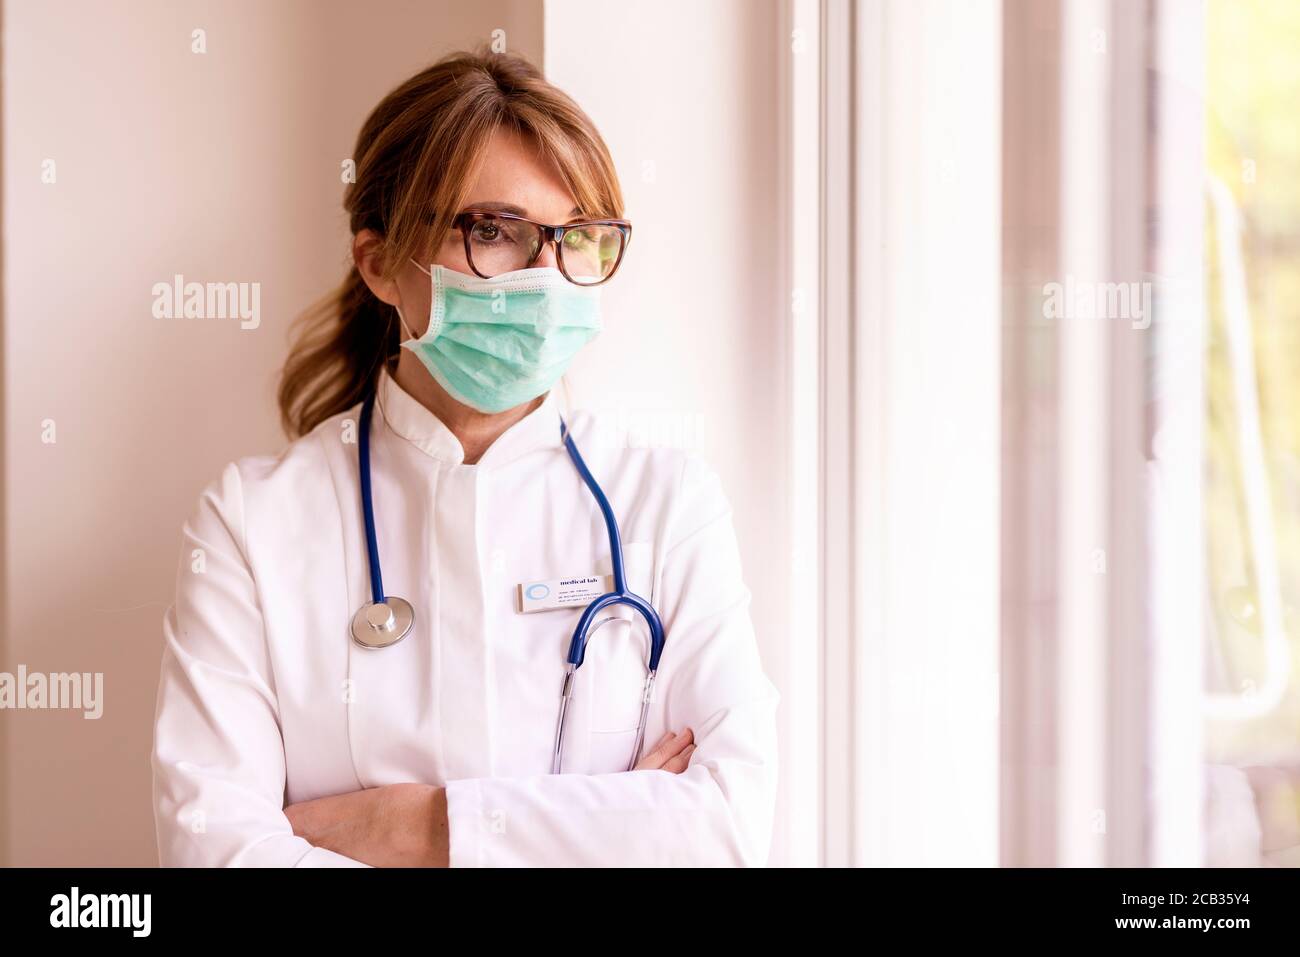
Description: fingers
xmin=660 ymin=744 xmax=697 ymax=774
xmin=651 ymin=728 xmax=692 ymax=764
xmin=633 ymin=728 xmax=695 ymax=771
xmin=633 ymin=730 xmax=680 ymax=770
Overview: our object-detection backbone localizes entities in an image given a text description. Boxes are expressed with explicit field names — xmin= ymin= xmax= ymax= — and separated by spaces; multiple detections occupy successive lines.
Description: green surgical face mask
xmin=396 ymin=262 xmax=602 ymax=414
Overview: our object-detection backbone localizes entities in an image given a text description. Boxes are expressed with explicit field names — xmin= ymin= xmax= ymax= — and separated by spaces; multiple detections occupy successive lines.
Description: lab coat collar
xmin=376 ymin=367 xmax=563 ymax=468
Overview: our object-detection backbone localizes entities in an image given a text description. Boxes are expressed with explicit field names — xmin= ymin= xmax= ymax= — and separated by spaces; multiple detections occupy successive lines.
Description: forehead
xmin=461 ymin=126 xmax=579 ymax=221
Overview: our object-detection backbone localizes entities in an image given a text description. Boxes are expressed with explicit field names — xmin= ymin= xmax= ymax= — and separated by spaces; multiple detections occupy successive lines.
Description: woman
xmin=151 ymin=48 xmax=779 ymax=867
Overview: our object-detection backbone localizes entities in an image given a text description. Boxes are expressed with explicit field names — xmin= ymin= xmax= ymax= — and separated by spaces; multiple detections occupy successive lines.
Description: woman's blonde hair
xmin=278 ymin=47 xmax=626 ymax=437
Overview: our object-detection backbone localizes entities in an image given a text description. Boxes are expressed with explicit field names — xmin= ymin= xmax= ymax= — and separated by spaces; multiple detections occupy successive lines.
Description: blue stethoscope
xmin=348 ymin=389 xmax=667 ymax=773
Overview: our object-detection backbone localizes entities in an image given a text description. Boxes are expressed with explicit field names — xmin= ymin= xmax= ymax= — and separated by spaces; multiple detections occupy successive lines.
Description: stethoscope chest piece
xmin=350 ymin=597 xmax=415 ymax=649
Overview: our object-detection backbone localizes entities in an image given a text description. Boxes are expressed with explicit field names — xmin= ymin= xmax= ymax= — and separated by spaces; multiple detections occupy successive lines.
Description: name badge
xmin=516 ymin=574 xmax=612 ymax=614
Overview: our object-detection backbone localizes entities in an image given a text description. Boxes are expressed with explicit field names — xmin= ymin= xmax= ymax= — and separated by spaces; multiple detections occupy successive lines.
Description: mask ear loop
xmin=394 ymin=259 xmax=435 ymax=343
xmin=394 ymin=304 xmax=417 ymax=343
xmin=371 ymin=259 xmax=432 ymax=427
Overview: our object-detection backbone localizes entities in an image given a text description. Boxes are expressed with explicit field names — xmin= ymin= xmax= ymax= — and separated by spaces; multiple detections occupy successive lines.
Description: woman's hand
xmin=634 ymin=728 xmax=696 ymax=772
xmin=284 ymin=782 xmax=449 ymax=868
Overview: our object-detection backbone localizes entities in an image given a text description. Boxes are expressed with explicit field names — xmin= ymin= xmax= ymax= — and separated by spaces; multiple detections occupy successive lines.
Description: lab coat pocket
xmin=582 ymin=542 xmax=655 ymax=773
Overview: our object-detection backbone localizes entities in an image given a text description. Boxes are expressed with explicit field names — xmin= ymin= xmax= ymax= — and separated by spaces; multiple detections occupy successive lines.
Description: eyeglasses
xmin=451 ymin=211 xmax=632 ymax=286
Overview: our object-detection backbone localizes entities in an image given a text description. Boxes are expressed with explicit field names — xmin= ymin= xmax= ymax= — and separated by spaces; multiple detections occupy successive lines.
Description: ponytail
xmin=277 ymin=266 xmax=395 ymax=438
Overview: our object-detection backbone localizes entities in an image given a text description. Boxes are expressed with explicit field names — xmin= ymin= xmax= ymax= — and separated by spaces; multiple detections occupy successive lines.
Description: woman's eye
xmin=473 ymin=223 xmax=503 ymax=243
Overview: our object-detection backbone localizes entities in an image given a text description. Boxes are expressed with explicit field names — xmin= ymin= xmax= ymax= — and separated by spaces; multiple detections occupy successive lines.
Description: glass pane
xmin=1203 ymin=0 xmax=1300 ymax=867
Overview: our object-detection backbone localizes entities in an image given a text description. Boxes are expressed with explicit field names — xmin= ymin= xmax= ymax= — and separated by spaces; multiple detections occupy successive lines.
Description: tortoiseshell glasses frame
xmin=450 ymin=210 xmax=632 ymax=286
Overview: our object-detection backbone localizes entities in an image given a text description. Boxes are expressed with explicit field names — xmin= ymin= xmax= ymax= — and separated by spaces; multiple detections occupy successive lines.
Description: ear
xmin=353 ymin=229 xmax=402 ymax=307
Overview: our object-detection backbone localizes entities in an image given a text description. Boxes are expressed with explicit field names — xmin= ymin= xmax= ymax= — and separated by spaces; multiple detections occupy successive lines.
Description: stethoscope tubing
xmin=358 ymin=391 xmax=386 ymax=606
xmin=558 ymin=418 xmax=667 ymax=672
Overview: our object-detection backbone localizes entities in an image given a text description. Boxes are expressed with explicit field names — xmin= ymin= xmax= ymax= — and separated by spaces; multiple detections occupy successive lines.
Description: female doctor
xmin=151 ymin=48 xmax=779 ymax=867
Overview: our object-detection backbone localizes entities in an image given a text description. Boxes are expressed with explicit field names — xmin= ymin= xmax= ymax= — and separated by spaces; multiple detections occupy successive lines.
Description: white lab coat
xmin=151 ymin=368 xmax=779 ymax=867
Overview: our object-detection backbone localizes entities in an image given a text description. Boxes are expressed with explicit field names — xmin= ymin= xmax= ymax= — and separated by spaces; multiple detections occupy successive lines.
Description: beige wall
xmin=1 ymin=0 xmax=543 ymax=866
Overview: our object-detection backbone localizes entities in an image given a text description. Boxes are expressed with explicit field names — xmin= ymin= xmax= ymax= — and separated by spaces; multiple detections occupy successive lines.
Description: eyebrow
xmin=465 ymin=201 xmax=584 ymax=220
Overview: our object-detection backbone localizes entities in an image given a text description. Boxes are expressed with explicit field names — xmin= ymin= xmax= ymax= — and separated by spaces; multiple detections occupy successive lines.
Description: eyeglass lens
xmin=464 ymin=218 xmax=624 ymax=284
